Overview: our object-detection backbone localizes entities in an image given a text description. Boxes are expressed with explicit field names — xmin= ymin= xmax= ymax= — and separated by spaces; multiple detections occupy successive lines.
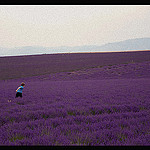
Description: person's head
xmin=21 ymin=82 xmax=25 ymax=87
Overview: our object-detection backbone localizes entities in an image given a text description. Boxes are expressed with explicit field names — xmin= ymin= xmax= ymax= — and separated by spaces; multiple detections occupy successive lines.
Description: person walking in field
xmin=15 ymin=82 xmax=25 ymax=98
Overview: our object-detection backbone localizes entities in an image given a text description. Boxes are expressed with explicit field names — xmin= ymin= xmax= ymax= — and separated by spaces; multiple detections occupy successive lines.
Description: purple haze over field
xmin=0 ymin=51 xmax=150 ymax=145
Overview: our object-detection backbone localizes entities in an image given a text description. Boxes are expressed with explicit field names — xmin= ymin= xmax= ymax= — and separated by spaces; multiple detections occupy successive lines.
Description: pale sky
xmin=0 ymin=5 xmax=150 ymax=48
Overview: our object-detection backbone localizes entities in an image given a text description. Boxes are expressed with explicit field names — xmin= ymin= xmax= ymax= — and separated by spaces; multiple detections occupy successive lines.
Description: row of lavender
xmin=0 ymin=60 xmax=150 ymax=145
xmin=3 ymin=60 xmax=150 ymax=82
xmin=1 ymin=51 xmax=150 ymax=80
xmin=22 ymin=60 xmax=150 ymax=81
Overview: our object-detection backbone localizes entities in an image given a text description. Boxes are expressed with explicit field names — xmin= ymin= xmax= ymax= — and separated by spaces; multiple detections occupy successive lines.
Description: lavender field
xmin=0 ymin=51 xmax=150 ymax=145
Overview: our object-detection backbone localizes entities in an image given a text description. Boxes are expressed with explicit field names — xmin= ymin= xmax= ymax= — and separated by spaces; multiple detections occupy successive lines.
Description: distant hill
xmin=0 ymin=37 xmax=150 ymax=56
xmin=96 ymin=38 xmax=150 ymax=51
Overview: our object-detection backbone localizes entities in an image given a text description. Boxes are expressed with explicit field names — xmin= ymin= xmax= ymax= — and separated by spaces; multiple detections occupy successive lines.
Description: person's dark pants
xmin=15 ymin=92 xmax=22 ymax=98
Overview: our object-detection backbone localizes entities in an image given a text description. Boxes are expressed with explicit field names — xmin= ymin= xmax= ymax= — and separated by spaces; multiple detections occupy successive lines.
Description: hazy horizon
xmin=0 ymin=5 xmax=150 ymax=49
xmin=0 ymin=37 xmax=150 ymax=49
